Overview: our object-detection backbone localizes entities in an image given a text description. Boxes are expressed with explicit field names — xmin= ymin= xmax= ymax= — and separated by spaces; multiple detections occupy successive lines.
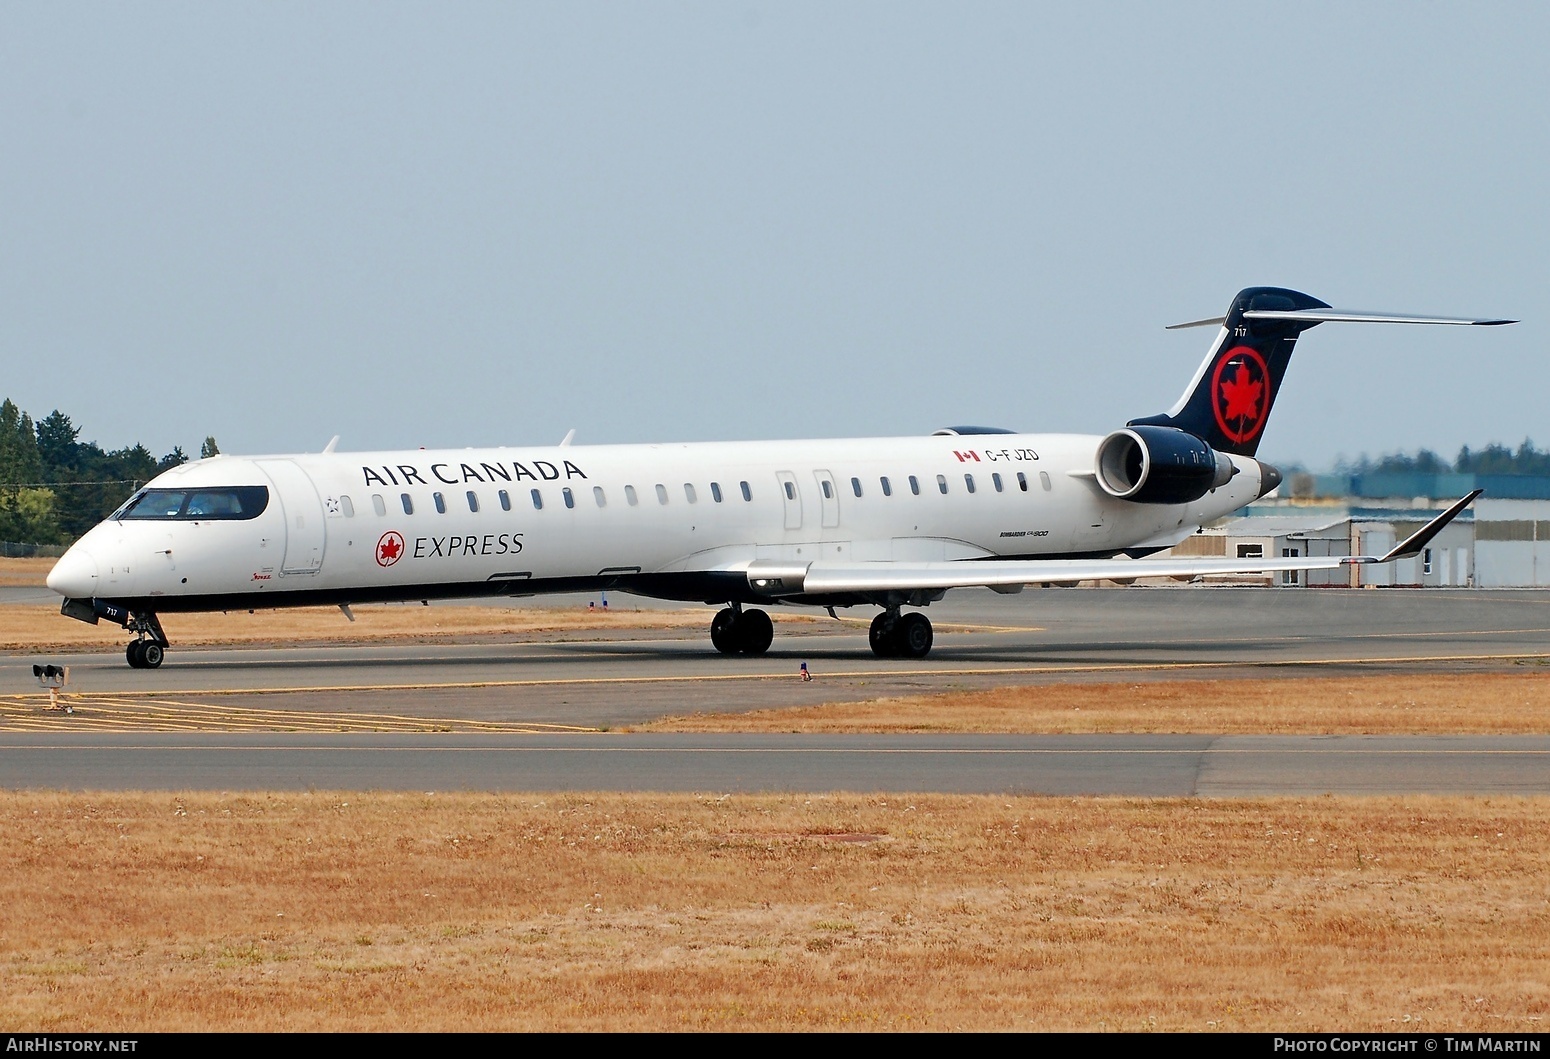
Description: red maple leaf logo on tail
xmin=1220 ymin=363 xmax=1262 ymax=423
xmin=1210 ymin=346 xmax=1271 ymax=446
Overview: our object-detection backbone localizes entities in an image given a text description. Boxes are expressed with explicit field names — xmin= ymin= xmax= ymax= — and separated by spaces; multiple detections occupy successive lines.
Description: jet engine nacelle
xmin=1095 ymin=425 xmax=1235 ymax=505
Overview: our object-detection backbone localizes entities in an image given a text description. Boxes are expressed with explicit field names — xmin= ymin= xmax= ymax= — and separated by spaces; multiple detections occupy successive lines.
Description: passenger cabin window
xmin=340 ymin=495 xmax=355 ymax=517
xmin=1040 ymin=471 xmax=1052 ymax=492
xmin=909 ymin=475 xmax=921 ymax=496
xmin=880 ymin=476 xmax=892 ymax=497
xmin=372 ymin=494 xmax=387 ymax=517
xmin=937 ymin=474 xmax=949 ymax=495
xmin=531 ymin=489 xmax=543 ymax=510
xmin=401 ymin=493 xmax=414 ymax=515
xmin=740 ymin=481 xmax=751 ymax=502
xmin=684 ymin=483 xmax=697 ymax=503
xmin=117 ymin=486 xmax=270 ymax=521
xmin=625 ymin=485 xmax=639 ymax=506
xmin=964 ymin=474 xmax=976 ymax=494
xmin=992 ymin=473 xmax=1004 ymax=493
xmin=433 ymin=492 xmax=446 ymax=514
xmin=655 ymin=484 xmax=669 ymax=505
xmin=563 ymin=487 xmax=575 ymax=509
xmin=466 ymin=491 xmax=479 ymax=512
xmin=711 ymin=482 xmax=723 ymax=503
xmin=499 ymin=490 xmax=511 ymax=511
xmin=593 ymin=486 xmax=606 ymax=507
xmin=851 ymin=477 xmax=862 ymax=497
xmin=1017 ymin=472 xmax=1028 ymax=492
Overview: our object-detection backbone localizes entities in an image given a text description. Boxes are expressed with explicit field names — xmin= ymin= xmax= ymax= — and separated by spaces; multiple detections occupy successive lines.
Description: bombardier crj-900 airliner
xmin=48 ymin=287 xmax=1512 ymax=668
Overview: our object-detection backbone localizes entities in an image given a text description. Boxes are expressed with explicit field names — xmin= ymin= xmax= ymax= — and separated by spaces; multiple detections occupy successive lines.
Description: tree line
xmin=1338 ymin=439 xmax=1550 ymax=478
xmin=0 ymin=398 xmax=217 ymax=545
xmin=3 ymin=395 xmax=1547 ymax=546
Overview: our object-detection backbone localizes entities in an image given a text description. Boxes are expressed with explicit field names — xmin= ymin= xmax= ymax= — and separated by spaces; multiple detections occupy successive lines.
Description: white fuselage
xmin=47 ymin=432 xmax=1266 ymax=610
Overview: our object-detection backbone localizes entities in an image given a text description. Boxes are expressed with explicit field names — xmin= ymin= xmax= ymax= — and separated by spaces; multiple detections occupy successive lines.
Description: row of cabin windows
xmin=340 ymin=480 xmax=757 ymax=518
xmin=789 ymin=471 xmax=1053 ymax=503
xmin=336 ymin=470 xmax=1055 ymax=519
xmin=831 ymin=471 xmax=1054 ymax=498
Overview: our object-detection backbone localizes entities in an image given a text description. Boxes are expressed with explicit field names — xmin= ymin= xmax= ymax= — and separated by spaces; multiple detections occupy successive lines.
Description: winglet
xmin=322 ymin=435 xmax=340 ymax=454
xmin=559 ymin=429 xmax=576 ymax=447
xmin=1373 ymin=489 xmax=1483 ymax=562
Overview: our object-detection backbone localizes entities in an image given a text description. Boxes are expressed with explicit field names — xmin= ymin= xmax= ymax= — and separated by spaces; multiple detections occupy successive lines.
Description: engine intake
xmin=1095 ymin=426 xmax=1235 ymax=505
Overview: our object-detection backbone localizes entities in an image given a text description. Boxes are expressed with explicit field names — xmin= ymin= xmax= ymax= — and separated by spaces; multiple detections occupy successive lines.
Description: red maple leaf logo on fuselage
xmin=376 ymin=531 xmax=405 ymax=567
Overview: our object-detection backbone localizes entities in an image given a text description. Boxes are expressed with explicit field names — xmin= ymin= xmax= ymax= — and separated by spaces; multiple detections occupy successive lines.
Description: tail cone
xmin=1256 ymin=461 xmax=1283 ymax=499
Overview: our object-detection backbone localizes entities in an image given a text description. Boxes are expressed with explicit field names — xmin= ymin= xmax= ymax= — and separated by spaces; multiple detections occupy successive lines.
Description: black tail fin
xmin=1129 ymin=286 xmax=1330 ymax=458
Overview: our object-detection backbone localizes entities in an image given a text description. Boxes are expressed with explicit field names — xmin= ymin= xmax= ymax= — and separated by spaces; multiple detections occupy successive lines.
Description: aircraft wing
xmin=746 ymin=491 xmax=1480 ymax=597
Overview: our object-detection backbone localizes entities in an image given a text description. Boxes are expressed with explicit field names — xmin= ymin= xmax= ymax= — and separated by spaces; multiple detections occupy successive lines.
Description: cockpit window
xmin=116 ymin=486 xmax=270 ymax=521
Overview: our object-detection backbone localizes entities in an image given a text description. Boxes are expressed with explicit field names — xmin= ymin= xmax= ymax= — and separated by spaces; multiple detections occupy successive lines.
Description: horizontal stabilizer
xmin=1167 ymin=309 xmax=1517 ymax=330
xmin=1242 ymin=309 xmax=1517 ymax=326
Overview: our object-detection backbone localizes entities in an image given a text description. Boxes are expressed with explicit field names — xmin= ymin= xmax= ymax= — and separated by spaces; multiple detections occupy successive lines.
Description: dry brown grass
xmin=641 ymin=671 xmax=1550 ymax=735
xmin=0 ymin=557 xmax=54 ymax=586
xmin=2 ymin=792 xmax=1546 ymax=1032
xmin=0 ymin=601 xmax=748 ymax=652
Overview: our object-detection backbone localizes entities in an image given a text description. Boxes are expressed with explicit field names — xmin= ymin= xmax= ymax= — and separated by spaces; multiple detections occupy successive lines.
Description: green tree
xmin=0 ymin=487 xmax=62 ymax=544
xmin=200 ymin=436 xmax=220 ymax=459
xmin=0 ymin=400 xmax=42 ymax=487
xmin=35 ymin=410 xmax=81 ymax=476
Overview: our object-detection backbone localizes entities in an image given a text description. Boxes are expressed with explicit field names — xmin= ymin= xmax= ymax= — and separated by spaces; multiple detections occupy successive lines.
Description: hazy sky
xmin=2 ymin=2 xmax=1544 ymax=470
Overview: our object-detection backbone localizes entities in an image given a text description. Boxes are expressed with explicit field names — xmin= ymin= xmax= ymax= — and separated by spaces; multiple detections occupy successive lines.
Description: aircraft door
xmin=813 ymin=469 xmax=840 ymax=528
xmin=256 ymin=459 xmax=327 ymax=575
xmin=776 ymin=471 xmax=802 ymax=530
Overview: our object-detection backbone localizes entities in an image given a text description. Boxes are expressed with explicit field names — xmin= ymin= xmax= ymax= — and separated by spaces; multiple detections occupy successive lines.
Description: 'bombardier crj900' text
xmin=47 ymin=287 xmax=1513 ymax=668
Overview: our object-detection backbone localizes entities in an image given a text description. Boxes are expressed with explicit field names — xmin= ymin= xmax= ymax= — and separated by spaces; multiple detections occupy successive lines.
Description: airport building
xmin=1171 ymin=473 xmax=1550 ymax=587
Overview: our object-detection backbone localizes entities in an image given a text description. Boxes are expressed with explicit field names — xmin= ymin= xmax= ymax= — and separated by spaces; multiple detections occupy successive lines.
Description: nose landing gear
xmin=124 ymin=612 xmax=169 ymax=670
xmin=869 ymin=608 xmax=933 ymax=659
xmin=127 ymin=639 xmax=165 ymax=669
xmin=710 ymin=605 xmax=775 ymax=656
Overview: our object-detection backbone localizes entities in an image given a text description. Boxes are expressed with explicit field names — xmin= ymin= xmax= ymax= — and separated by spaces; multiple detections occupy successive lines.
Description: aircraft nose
xmin=47 ymin=546 xmax=99 ymax=598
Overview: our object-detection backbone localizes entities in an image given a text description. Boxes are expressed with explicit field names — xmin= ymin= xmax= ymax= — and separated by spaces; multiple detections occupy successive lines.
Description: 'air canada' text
xmin=361 ymin=460 xmax=588 ymax=488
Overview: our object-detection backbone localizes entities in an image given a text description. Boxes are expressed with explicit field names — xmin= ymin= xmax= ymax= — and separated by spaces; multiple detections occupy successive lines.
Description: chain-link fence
xmin=0 ymin=541 xmax=68 ymax=558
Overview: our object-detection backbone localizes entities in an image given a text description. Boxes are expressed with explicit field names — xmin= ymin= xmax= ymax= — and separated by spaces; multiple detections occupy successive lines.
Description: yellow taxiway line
xmin=0 ymin=695 xmax=596 ymax=734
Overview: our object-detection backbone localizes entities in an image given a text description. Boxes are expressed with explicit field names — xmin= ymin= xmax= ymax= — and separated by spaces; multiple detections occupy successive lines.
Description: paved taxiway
xmin=7 ymin=588 xmax=1550 ymax=726
xmin=3 ymin=588 xmax=1547 ymax=793
xmin=1 ymin=733 xmax=1546 ymax=795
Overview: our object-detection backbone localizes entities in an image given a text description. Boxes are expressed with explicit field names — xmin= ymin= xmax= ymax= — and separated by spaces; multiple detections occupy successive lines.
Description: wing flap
xmin=746 ymin=493 xmax=1479 ymax=597
xmin=780 ymin=554 xmax=1347 ymax=595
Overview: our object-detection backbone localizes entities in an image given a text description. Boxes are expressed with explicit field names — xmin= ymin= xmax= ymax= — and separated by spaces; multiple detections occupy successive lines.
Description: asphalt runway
xmin=6 ymin=587 xmax=1549 ymax=726
xmin=3 ymin=587 xmax=1548 ymax=793
xmin=2 ymin=732 xmax=1547 ymax=795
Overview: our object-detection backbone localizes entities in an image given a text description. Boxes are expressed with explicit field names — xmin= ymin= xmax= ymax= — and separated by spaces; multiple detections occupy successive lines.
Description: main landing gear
xmin=869 ymin=608 xmax=933 ymax=659
xmin=710 ymin=606 xmax=774 ymax=656
xmin=124 ymin=612 xmax=169 ymax=670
